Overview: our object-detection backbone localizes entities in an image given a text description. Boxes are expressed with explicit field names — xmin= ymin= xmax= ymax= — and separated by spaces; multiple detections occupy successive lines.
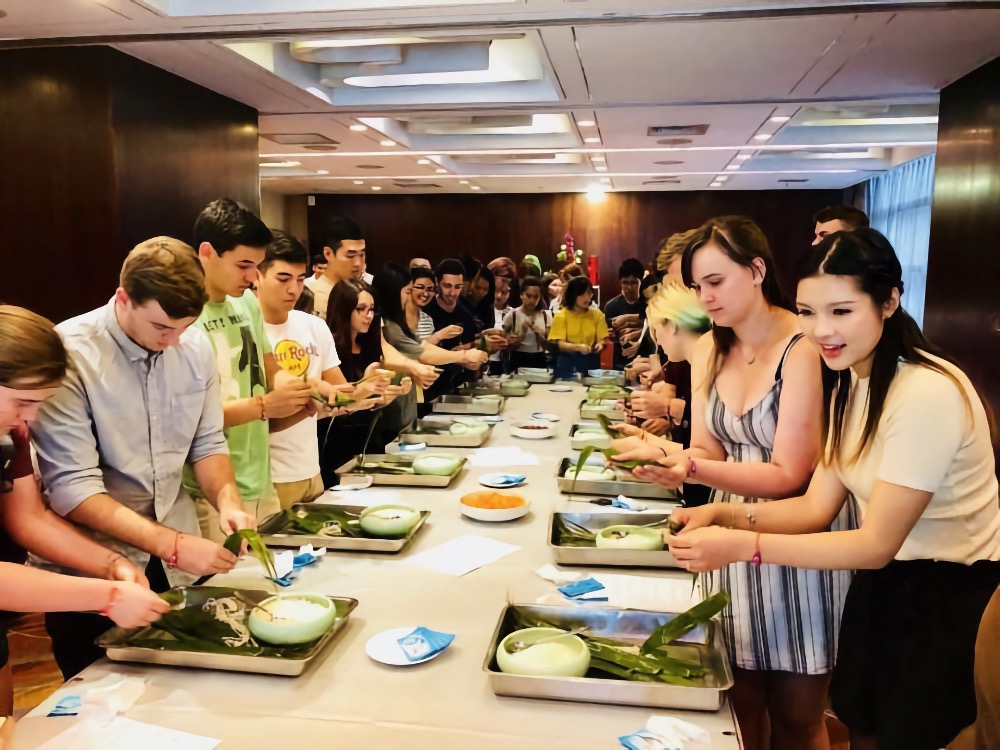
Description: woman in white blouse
xmin=666 ymin=228 xmax=999 ymax=750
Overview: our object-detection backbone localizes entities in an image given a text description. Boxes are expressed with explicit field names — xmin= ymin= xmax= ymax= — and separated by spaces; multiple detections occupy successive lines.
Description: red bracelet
xmin=256 ymin=395 xmax=267 ymax=421
xmin=100 ymin=584 xmax=121 ymax=617
xmin=688 ymin=458 xmax=698 ymax=477
xmin=750 ymin=532 xmax=762 ymax=566
xmin=167 ymin=531 xmax=182 ymax=568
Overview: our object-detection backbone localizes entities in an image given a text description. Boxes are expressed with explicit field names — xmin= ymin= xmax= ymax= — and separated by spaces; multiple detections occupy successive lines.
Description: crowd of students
xmin=0 ymin=200 xmax=997 ymax=750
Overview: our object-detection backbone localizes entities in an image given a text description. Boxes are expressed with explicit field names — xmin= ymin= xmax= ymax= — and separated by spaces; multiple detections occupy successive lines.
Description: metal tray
xmin=569 ymin=422 xmax=614 ymax=451
xmin=432 ymin=394 xmax=505 ymax=415
xmin=259 ymin=503 xmax=430 ymax=552
xmin=579 ymin=400 xmax=626 ymax=421
xmin=483 ymin=603 xmax=732 ymax=711
xmin=399 ymin=419 xmax=494 ymax=447
xmin=557 ymin=457 xmax=678 ymax=501
xmin=548 ymin=511 xmax=681 ymax=568
xmin=517 ymin=368 xmax=555 ymax=384
xmin=459 ymin=383 xmax=530 ymax=398
xmin=336 ymin=453 xmax=466 ymax=487
xmin=98 ymin=587 xmax=358 ymax=677
xmin=583 ymin=374 xmax=626 ymax=387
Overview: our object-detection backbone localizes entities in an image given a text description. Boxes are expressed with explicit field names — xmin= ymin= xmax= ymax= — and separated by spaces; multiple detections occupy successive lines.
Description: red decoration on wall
xmin=587 ymin=255 xmax=600 ymax=286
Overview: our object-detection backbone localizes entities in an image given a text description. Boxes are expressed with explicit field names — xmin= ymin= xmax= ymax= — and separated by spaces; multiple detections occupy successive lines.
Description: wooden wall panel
xmin=0 ymin=46 xmax=259 ymax=323
xmin=925 ymin=57 xmax=1000 ymax=447
xmin=307 ymin=189 xmax=847 ymax=305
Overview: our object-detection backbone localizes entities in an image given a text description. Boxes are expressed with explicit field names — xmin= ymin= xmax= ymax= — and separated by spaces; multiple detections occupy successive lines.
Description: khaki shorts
xmin=194 ymin=493 xmax=282 ymax=545
xmin=274 ymin=474 xmax=325 ymax=510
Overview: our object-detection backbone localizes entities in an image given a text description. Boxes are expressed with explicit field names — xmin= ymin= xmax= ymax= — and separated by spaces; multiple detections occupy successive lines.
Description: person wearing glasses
xmin=406 ymin=267 xmax=459 ymax=346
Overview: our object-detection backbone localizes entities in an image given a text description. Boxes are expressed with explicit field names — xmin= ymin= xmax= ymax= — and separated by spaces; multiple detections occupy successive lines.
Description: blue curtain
xmin=863 ymin=153 xmax=936 ymax=327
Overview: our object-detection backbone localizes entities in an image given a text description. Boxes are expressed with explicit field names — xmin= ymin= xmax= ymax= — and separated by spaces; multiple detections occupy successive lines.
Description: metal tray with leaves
xmin=569 ymin=422 xmax=615 ymax=451
xmin=398 ymin=418 xmax=494 ymax=447
xmin=431 ymin=394 xmax=505 ymax=415
xmin=259 ymin=503 xmax=430 ymax=552
xmin=336 ymin=453 xmax=467 ymax=487
xmin=556 ymin=457 xmax=678 ymax=501
xmin=458 ymin=382 xmax=530 ymax=398
xmin=97 ymin=586 xmax=358 ymax=677
xmin=579 ymin=400 xmax=626 ymax=421
xmin=516 ymin=367 xmax=555 ymax=384
xmin=549 ymin=511 xmax=682 ymax=568
xmin=483 ymin=602 xmax=732 ymax=710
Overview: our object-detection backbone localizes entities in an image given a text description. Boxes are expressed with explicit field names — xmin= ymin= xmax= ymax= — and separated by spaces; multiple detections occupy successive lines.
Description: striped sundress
xmin=705 ymin=334 xmax=856 ymax=674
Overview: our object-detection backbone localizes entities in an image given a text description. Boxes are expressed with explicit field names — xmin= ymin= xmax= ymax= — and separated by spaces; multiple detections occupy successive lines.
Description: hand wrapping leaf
xmin=224 ymin=529 xmax=278 ymax=580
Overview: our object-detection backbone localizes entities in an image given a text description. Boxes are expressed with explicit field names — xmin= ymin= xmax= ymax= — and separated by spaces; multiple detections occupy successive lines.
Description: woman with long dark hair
xmin=612 ymin=216 xmax=852 ymax=750
xmin=667 ymin=228 xmax=999 ymax=750
xmin=547 ymin=276 xmax=609 ymax=380
xmin=503 ymin=277 xmax=552 ymax=371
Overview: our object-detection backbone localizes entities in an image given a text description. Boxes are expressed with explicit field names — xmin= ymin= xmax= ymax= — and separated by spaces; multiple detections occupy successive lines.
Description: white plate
xmin=481 ymin=415 xmax=504 ymax=424
xmin=460 ymin=499 xmax=530 ymax=522
xmin=548 ymin=386 xmax=573 ymax=393
xmin=531 ymin=412 xmax=561 ymax=422
xmin=478 ymin=472 xmax=527 ymax=489
xmin=365 ymin=627 xmax=447 ymax=666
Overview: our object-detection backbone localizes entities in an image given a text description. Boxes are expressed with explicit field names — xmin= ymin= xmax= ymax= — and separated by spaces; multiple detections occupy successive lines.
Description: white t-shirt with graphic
xmin=264 ymin=310 xmax=341 ymax=483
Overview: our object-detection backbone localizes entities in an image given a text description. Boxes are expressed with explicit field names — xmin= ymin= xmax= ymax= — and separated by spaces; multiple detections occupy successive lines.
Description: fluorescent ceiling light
xmin=716 ymin=175 xmax=729 ymax=181
xmin=317 ymin=170 xmax=330 ymax=175
xmin=585 ymin=185 xmax=607 ymax=203
xmin=584 ymin=137 xmax=601 ymax=144
xmin=349 ymin=124 xmax=368 ymax=132
xmin=459 ymin=180 xmax=469 ymax=185
xmin=417 ymin=159 xmax=430 ymax=164
xmin=710 ymin=182 xmax=722 ymax=188
xmin=305 ymin=86 xmax=331 ymax=104
xmin=342 ymin=38 xmax=542 ymax=88
xmin=801 ymin=116 xmax=939 ymax=127
xmin=260 ymin=161 xmax=301 ymax=168
xmin=435 ymin=168 xmax=447 ymax=173
xmin=371 ymin=186 xmax=382 ymax=191
xmin=769 ymin=116 xmax=791 ymax=123
xmin=353 ymin=180 xmax=364 ymax=185
xmin=595 ymin=166 xmax=607 ymax=172
xmin=753 ymin=134 xmax=772 ymax=142
xmin=577 ymin=120 xmax=596 ymax=127
xmin=725 ymin=164 xmax=741 ymax=171
xmin=471 ymin=186 xmax=481 ymax=190
xmin=591 ymin=155 xmax=605 ymax=162
xmin=601 ymin=177 xmax=612 ymax=183
xmin=380 ymin=140 xmax=397 ymax=147
xmin=736 ymin=154 xmax=753 ymax=160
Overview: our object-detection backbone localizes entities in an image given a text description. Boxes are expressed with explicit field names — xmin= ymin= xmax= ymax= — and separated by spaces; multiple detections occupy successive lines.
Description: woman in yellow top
xmin=547 ymin=276 xmax=609 ymax=379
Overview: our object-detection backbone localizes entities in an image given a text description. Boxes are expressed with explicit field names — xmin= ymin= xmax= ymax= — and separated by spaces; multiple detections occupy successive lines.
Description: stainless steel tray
xmin=399 ymin=419 xmax=494 ymax=447
xmin=431 ymin=394 xmax=505 ymax=415
xmin=259 ymin=503 xmax=430 ymax=552
xmin=579 ymin=400 xmax=626 ymax=421
xmin=557 ymin=457 xmax=678 ymax=501
xmin=517 ymin=368 xmax=555 ymax=384
xmin=459 ymin=383 xmax=530 ymax=398
xmin=548 ymin=511 xmax=681 ymax=568
xmin=483 ymin=603 xmax=732 ymax=710
xmin=583 ymin=374 xmax=626 ymax=387
xmin=98 ymin=587 xmax=358 ymax=677
xmin=569 ymin=422 xmax=614 ymax=451
xmin=336 ymin=453 xmax=466 ymax=487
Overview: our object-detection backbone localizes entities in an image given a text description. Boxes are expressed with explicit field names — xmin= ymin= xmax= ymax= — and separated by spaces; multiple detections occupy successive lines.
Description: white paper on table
xmin=466 ymin=447 xmax=540 ymax=467
xmin=37 ymin=715 xmax=220 ymax=750
xmin=313 ymin=489 xmax=403 ymax=506
xmin=592 ymin=573 xmax=704 ymax=615
xmin=403 ymin=534 xmax=520 ymax=576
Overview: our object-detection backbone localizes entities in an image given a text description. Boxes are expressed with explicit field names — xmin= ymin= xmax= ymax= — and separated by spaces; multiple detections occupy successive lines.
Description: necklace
xmin=740 ymin=346 xmax=757 ymax=366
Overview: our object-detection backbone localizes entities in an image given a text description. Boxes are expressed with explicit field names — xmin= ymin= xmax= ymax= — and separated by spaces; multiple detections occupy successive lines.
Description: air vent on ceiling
xmin=306 ymin=144 xmax=339 ymax=152
xmin=356 ymin=164 xmax=385 ymax=169
xmin=778 ymin=178 xmax=809 ymax=183
xmin=656 ymin=138 xmax=692 ymax=146
xmin=647 ymin=124 xmax=709 ymax=137
xmin=394 ymin=182 xmax=442 ymax=189
xmin=653 ymin=160 xmax=684 ymax=166
xmin=261 ymin=133 xmax=338 ymax=145
xmin=643 ymin=179 xmax=682 ymax=185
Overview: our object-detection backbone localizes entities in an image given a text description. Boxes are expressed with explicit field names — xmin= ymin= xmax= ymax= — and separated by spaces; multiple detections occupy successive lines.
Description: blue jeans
xmin=555 ymin=350 xmax=599 ymax=380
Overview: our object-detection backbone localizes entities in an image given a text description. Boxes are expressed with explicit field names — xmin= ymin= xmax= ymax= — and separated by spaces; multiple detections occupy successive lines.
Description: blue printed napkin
xmin=396 ymin=627 xmax=455 ymax=662
xmin=558 ymin=577 xmax=608 ymax=601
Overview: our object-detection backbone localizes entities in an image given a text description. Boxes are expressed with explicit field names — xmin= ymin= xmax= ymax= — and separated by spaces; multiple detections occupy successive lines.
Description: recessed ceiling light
xmin=317 ymin=170 xmax=329 ymax=175
xmin=380 ymin=140 xmax=396 ymax=147
xmin=595 ymin=166 xmax=607 ymax=172
xmin=710 ymin=182 xmax=722 ymax=188
xmin=435 ymin=168 xmax=447 ymax=173
xmin=753 ymin=134 xmax=772 ymax=142
xmin=353 ymin=180 xmax=364 ymax=185
xmin=736 ymin=154 xmax=753 ymax=160
xmin=725 ymin=164 xmax=741 ymax=171
xmin=371 ymin=186 xmax=382 ymax=191
xmin=601 ymin=177 xmax=612 ymax=183
xmin=426 ymin=155 xmax=442 ymax=160
xmin=459 ymin=180 xmax=469 ymax=185
xmin=417 ymin=159 xmax=430 ymax=165
xmin=471 ymin=186 xmax=481 ymax=191
xmin=591 ymin=155 xmax=605 ymax=162
xmin=585 ymin=185 xmax=607 ymax=203
xmin=716 ymin=175 xmax=729 ymax=181
xmin=769 ymin=116 xmax=791 ymax=124
xmin=259 ymin=161 xmax=301 ymax=168
xmin=578 ymin=120 xmax=596 ymax=127
xmin=584 ymin=137 xmax=601 ymax=144
xmin=349 ymin=124 xmax=368 ymax=132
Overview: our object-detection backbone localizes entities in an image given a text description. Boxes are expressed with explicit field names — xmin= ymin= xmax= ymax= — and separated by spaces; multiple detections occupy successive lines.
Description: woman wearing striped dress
xmin=614 ymin=216 xmax=853 ymax=750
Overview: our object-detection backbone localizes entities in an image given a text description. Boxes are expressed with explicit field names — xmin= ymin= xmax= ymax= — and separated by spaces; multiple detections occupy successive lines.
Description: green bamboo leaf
xmin=640 ymin=591 xmax=731 ymax=655
xmin=358 ymin=409 xmax=383 ymax=468
xmin=570 ymin=445 xmax=599 ymax=494
xmin=595 ymin=412 xmax=618 ymax=438
xmin=224 ymin=529 xmax=278 ymax=580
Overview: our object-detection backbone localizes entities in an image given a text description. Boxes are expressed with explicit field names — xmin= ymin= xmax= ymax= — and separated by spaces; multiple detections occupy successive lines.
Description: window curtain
xmin=863 ymin=153 xmax=936 ymax=327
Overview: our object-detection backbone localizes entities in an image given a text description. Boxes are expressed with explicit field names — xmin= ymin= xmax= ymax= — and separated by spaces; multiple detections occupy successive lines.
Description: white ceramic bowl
xmin=511 ymin=421 xmax=554 ymax=440
xmin=459 ymin=493 xmax=530 ymax=522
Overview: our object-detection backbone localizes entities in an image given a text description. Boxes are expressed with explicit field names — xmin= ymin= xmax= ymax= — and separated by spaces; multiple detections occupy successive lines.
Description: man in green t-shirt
xmin=184 ymin=199 xmax=314 ymax=542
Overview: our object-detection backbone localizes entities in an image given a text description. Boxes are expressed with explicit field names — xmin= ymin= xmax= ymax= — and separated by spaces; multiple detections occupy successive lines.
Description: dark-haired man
xmin=424 ymin=259 xmax=479 ymax=351
xmin=604 ymin=258 xmax=646 ymax=368
xmin=31 ymin=237 xmax=249 ymax=677
xmin=185 ymin=199 xmax=313 ymax=543
xmin=813 ymin=206 xmax=870 ymax=245
xmin=309 ymin=216 xmax=366 ymax=320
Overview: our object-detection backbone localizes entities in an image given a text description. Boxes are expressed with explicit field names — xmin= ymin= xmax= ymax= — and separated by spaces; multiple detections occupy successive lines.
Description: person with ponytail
xmin=0 ymin=306 xmax=170 ymax=708
xmin=667 ymin=228 xmax=999 ymax=750
xmin=611 ymin=216 xmax=854 ymax=750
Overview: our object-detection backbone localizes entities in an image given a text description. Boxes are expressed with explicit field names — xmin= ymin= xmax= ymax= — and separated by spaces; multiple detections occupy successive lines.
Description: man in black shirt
xmin=423 ymin=259 xmax=479 ymax=351
xmin=604 ymin=258 xmax=646 ymax=368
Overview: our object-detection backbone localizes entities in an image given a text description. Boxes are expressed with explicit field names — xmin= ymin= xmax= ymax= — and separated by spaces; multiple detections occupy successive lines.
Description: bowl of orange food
xmin=459 ymin=491 xmax=530 ymax=522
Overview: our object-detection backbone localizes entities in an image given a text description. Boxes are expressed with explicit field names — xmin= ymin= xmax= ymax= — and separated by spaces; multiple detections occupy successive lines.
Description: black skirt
xmin=831 ymin=558 xmax=1000 ymax=750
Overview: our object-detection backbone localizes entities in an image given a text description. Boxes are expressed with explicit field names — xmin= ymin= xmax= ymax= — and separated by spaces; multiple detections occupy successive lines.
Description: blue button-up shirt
xmin=30 ymin=299 xmax=228 ymax=583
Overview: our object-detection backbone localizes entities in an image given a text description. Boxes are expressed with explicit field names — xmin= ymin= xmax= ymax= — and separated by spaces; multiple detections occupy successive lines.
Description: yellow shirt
xmin=547 ymin=307 xmax=609 ymax=347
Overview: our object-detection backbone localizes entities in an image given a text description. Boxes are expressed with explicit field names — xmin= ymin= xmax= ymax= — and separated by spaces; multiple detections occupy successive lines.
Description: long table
xmin=14 ymin=383 xmax=740 ymax=749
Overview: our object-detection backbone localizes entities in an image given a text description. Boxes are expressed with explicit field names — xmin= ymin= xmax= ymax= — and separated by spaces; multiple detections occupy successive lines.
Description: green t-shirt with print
xmin=183 ymin=290 xmax=273 ymax=501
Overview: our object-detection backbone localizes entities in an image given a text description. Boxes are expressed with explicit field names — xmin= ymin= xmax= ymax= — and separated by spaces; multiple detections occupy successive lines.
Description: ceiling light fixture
xmin=436 ymin=168 xmax=447 ymax=173
xmin=725 ymin=164 xmax=741 ymax=171
xmin=459 ymin=180 xmax=469 ymax=185
xmin=259 ymin=161 xmax=301 ymax=168
xmin=736 ymin=154 xmax=753 ymax=160
xmin=353 ymin=180 xmax=364 ymax=185
xmin=417 ymin=159 xmax=430 ymax=165
xmin=371 ymin=186 xmax=382 ymax=191
xmin=753 ymin=134 xmax=772 ymax=142
xmin=591 ymin=155 xmax=606 ymax=162
xmin=585 ymin=185 xmax=607 ymax=203
xmin=317 ymin=170 xmax=330 ymax=175
xmin=471 ymin=186 xmax=481 ymax=191
xmin=710 ymin=182 xmax=722 ymax=188
xmin=577 ymin=120 xmax=596 ymax=127
xmin=769 ymin=115 xmax=791 ymax=124
xmin=349 ymin=124 xmax=368 ymax=132
xmin=380 ymin=140 xmax=396 ymax=147
xmin=601 ymin=177 xmax=612 ymax=183
xmin=584 ymin=137 xmax=601 ymax=144
xmin=595 ymin=166 xmax=607 ymax=172
xmin=716 ymin=175 xmax=729 ymax=181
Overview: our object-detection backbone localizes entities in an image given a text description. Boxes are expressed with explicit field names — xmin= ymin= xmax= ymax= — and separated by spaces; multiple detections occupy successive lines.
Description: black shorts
xmin=831 ymin=558 xmax=1000 ymax=750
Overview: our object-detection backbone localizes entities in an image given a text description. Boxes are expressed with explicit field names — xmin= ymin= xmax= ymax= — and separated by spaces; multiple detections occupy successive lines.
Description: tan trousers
xmin=274 ymin=474 xmax=325 ymax=510
xmin=195 ymin=493 xmax=282 ymax=545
